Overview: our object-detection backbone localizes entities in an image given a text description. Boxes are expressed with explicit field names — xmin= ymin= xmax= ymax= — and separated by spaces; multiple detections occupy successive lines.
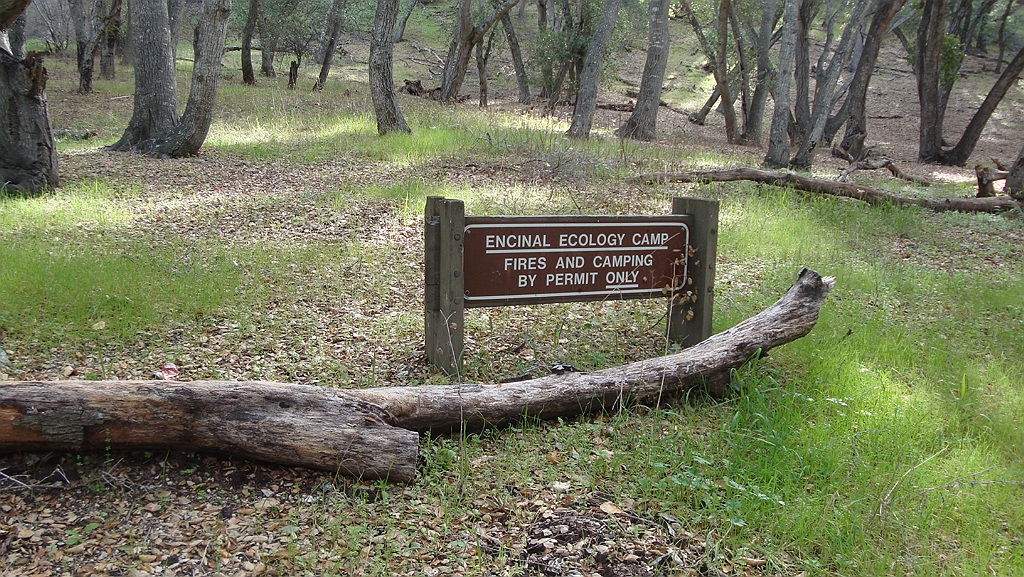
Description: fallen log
xmin=0 ymin=269 xmax=833 ymax=479
xmin=348 ymin=269 xmax=834 ymax=432
xmin=0 ymin=381 xmax=419 ymax=482
xmin=632 ymin=168 xmax=1024 ymax=214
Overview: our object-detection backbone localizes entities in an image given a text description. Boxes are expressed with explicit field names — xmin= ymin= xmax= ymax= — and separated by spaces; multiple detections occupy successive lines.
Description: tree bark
xmin=152 ymin=0 xmax=231 ymax=157
xmin=916 ymin=0 xmax=947 ymax=162
xmin=109 ymin=0 xmax=230 ymax=157
xmin=634 ymin=168 xmax=1024 ymax=213
xmin=108 ymin=0 xmax=177 ymax=152
xmin=941 ymin=44 xmax=1024 ymax=166
xmin=393 ymin=0 xmax=416 ymax=42
xmin=0 ymin=0 xmax=32 ymax=27
xmin=241 ymin=0 xmax=259 ymax=84
xmin=836 ymin=0 xmax=907 ymax=161
xmin=0 ymin=381 xmax=419 ymax=482
xmin=500 ymin=11 xmax=531 ymax=104
xmin=1006 ymin=142 xmax=1024 ymax=198
xmin=738 ymin=0 xmax=779 ymax=145
xmin=99 ymin=0 xmax=121 ymax=79
xmin=0 ymin=49 xmax=59 ymax=194
xmin=712 ymin=0 xmax=738 ymax=143
xmin=765 ymin=0 xmax=798 ymax=168
xmin=370 ymin=0 xmax=410 ymax=134
xmin=314 ymin=0 xmax=344 ymax=91
xmin=439 ymin=0 xmax=519 ymax=102
xmin=567 ymin=0 xmax=621 ymax=138
xmin=615 ymin=0 xmax=670 ymax=141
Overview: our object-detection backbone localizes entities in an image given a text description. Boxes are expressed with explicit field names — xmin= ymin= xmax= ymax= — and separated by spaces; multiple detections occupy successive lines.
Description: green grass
xmin=3 ymin=35 xmax=1024 ymax=577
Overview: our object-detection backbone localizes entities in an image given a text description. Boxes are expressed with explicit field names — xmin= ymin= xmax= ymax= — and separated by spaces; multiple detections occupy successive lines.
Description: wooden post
xmin=669 ymin=197 xmax=719 ymax=347
xmin=424 ymin=197 xmax=465 ymax=375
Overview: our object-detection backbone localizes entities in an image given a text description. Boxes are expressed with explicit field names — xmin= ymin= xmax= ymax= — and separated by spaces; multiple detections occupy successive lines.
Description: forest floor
xmin=2 ymin=13 xmax=1024 ymax=577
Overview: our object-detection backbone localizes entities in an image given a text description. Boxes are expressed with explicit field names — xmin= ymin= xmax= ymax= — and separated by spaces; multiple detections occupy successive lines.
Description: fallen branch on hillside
xmin=0 ymin=270 xmax=834 ymax=480
xmin=632 ymin=168 xmax=1023 ymax=214
xmin=348 ymin=269 xmax=835 ymax=432
xmin=833 ymin=149 xmax=933 ymax=187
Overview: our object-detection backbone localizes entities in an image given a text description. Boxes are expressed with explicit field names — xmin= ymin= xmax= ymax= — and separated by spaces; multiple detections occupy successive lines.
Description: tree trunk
xmin=567 ymin=0 xmax=621 ymax=138
xmin=99 ymin=0 xmax=121 ymax=79
xmin=1006 ymin=142 xmax=1024 ymax=198
xmin=765 ymin=0 xmax=798 ymax=168
xmin=439 ymin=0 xmax=519 ymax=102
xmin=241 ymin=0 xmax=258 ymax=85
xmin=738 ymin=0 xmax=778 ymax=145
xmin=0 ymin=381 xmax=419 ymax=482
xmin=615 ymin=0 xmax=669 ymax=141
xmin=500 ymin=11 xmax=531 ymax=103
xmin=314 ymin=0 xmax=344 ymax=91
xmin=109 ymin=0 xmax=230 ymax=157
xmin=994 ymin=0 xmax=1014 ymax=73
xmin=0 ymin=49 xmax=60 ymax=194
xmin=370 ymin=0 xmax=411 ymax=134
xmin=8 ymin=11 xmax=24 ymax=58
xmin=475 ymin=32 xmax=495 ymax=107
xmin=791 ymin=0 xmax=814 ymax=148
xmin=635 ymin=168 xmax=1024 ymax=213
xmin=109 ymin=0 xmax=177 ymax=152
xmin=712 ymin=0 xmax=738 ymax=143
xmin=69 ymin=0 xmax=102 ymax=93
xmin=393 ymin=0 xmax=416 ymax=42
xmin=916 ymin=0 xmax=946 ymax=162
xmin=835 ymin=0 xmax=906 ymax=160
xmin=152 ymin=0 xmax=231 ymax=157
xmin=941 ymin=44 xmax=1024 ymax=166
xmin=789 ymin=0 xmax=870 ymax=168
xmin=167 ymin=0 xmax=185 ymax=62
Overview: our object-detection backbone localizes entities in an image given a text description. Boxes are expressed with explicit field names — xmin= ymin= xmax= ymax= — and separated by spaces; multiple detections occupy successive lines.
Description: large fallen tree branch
xmin=0 ymin=269 xmax=834 ymax=480
xmin=0 ymin=381 xmax=420 ymax=482
xmin=348 ymin=268 xmax=834 ymax=432
xmin=632 ymin=168 xmax=1023 ymax=214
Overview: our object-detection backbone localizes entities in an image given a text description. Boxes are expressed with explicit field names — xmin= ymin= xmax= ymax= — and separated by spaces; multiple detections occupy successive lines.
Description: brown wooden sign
xmin=424 ymin=197 xmax=719 ymax=376
xmin=462 ymin=216 xmax=691 ymax=307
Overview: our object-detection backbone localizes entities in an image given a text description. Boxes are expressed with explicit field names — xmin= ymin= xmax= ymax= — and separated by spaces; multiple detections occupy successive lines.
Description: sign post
xmin=424 ymin=197 xmax=718 ymax=375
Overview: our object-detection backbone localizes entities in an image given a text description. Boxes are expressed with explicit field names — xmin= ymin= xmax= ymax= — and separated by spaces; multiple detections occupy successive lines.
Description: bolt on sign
xmin=424 ymin=197 xmax=719 ymax=376
xmin=463 ymin=218 xmax=690 ymax=306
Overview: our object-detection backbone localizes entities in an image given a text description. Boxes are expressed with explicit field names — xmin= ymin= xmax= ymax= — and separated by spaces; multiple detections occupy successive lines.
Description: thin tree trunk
xmin=713 ymin=0 xmax=738 ymax=143
xmin=791 ymin=0 xmax=814 ymax=147
xmin=241 ymin=0 xmax=258 ymax=84
xmin=99 ymin=0 xmax=121 ymax=79
xmin=501 ymin=11 xmax=531 ymax=103
xmin=994 ymin=0 xmax=1014 ymax=73
xmin=567 ymin=0 xmax=622 ymax=138
xmin=738 ymin=0 xmax=778 ymax=145
xmin=370 ymin=0 xmax=411 ymax=134
xmin=393 ymin=0 xmax=416 ymax=42
xmin=836 ymin=0 xmax=907 ymax=160
xmin=917 ymin=0 xmax=946 ymax=162
xmin=790 ymin=0 xmax=870 ymax=168
xmin=153 ymin=0 xmax=231 ymax=157
xmin=167 ymin=0 xmax=185 ymax=62
xmin=765 ymin=0 xmax=798 ymax=168
xmin=615 ymin=0 xmax=670 ymax=141
xmin=475 ymin=32 xmax=495 ymax=107
xmin=942 ymin=44 xmax=1024 ymax=166
xmin=314 ymin=0 xmax=344 ymax=91
xmin=439 ymin=0 xmax=519 ymax=102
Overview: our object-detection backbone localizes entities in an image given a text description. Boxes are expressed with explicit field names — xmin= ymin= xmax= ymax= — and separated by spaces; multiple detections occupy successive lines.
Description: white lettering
xmin=518 ymin=274 xmax=537 ymax=287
